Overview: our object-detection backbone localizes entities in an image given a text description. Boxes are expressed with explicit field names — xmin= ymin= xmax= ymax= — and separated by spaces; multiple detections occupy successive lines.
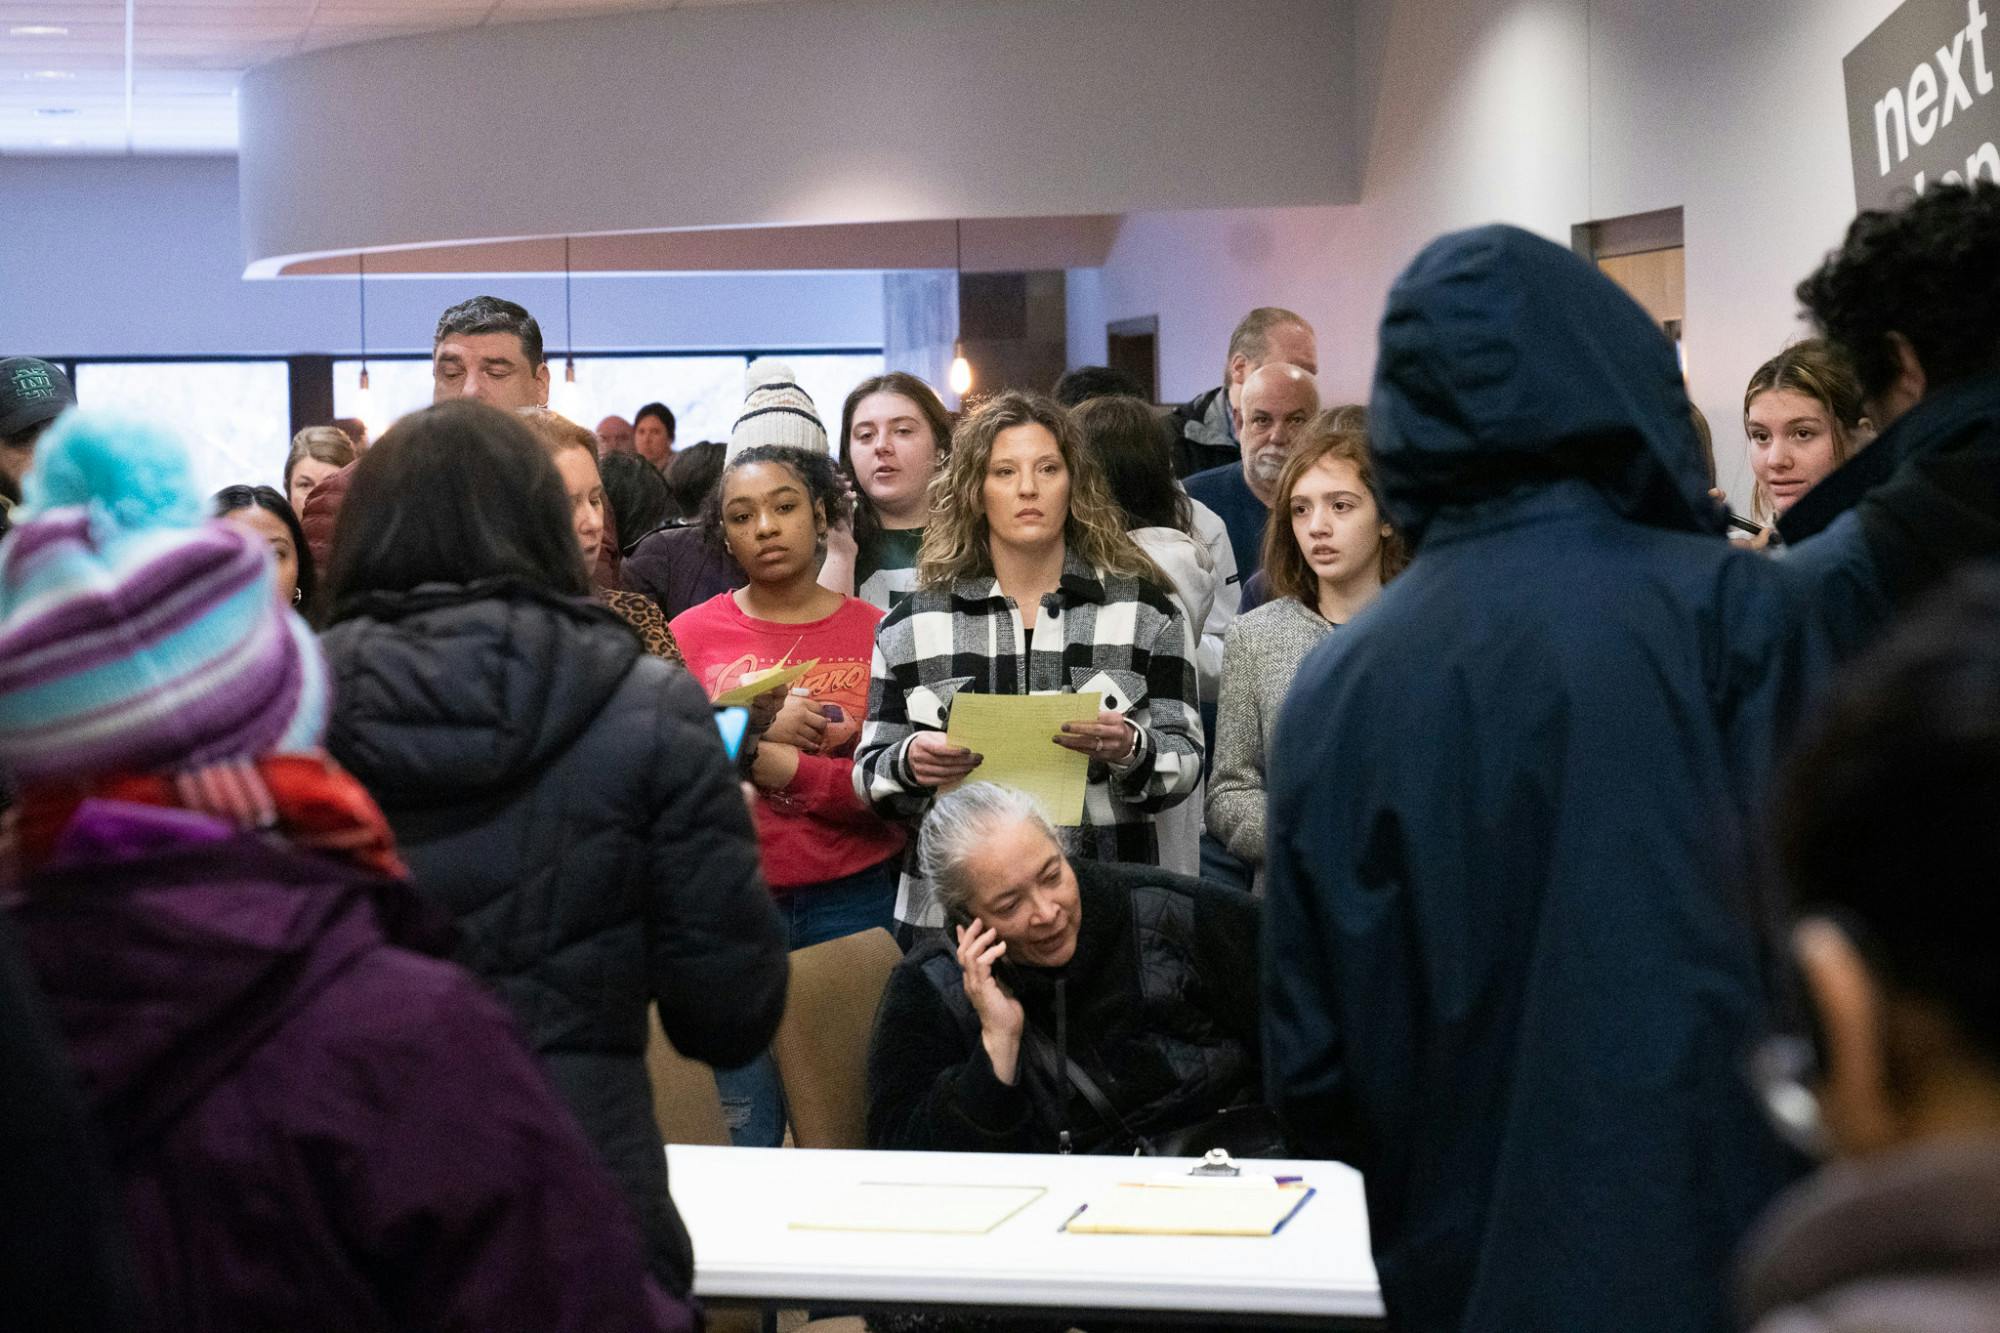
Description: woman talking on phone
xmin=866 ymin=784 xmax=1262 ymax=1155
xmin=852 ymin=392 xmax=1202 ymax=939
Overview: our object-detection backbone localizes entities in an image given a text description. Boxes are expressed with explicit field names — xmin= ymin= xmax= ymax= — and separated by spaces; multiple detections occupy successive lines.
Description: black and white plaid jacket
xmin=853 ymin=552 xmax=1202 ymax=928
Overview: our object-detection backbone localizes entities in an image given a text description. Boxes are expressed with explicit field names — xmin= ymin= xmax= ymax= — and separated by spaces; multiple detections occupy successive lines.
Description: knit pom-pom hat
xmin=727 ymin=357 xmax=828 ymax=461
xmin=0 ymin=411 xmax=329 ymax=785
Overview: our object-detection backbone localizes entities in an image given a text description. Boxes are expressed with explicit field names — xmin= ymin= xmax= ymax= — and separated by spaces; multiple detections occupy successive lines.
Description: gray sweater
xmin=1205 ymin=595 xmax=1332 ymax=890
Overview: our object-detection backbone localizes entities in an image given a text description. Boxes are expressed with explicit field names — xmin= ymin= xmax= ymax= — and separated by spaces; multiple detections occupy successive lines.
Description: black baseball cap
xmin=0 ymin=358 xmax=77 ymax=439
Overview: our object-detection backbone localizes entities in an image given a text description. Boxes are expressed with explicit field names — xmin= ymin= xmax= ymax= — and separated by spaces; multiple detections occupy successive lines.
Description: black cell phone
xmin=1727 ymin=511 xmax=1766 ymax=537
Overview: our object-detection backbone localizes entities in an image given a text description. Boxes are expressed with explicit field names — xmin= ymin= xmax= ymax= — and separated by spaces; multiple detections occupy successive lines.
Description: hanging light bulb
xmin=353 ymin=252 xmax=383 ymax=436
xmin=551 ymin=355 xmax=592 ymax=423
xmin=948 ymin=339 xmax=974 ymax=396
xmin=947 ymin=219 xmax=973 ymax=398
xmin=548 ymin=236 xmax=592 ymax=421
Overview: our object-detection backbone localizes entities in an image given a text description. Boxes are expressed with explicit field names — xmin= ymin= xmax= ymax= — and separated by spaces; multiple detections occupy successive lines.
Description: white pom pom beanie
xmin=727 ymin=358 xmax=829 ymax=461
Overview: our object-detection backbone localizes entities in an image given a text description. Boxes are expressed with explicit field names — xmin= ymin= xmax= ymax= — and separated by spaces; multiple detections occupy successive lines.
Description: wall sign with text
xmin=1845 ymin=0 xmax=2000 ymax=209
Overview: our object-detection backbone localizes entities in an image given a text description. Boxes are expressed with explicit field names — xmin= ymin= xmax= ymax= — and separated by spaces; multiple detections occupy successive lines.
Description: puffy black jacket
xmin=323 ymin=579 xmax=786 ymax=1295
xmin=866 ymin=859 xmax=1260 ymax=1154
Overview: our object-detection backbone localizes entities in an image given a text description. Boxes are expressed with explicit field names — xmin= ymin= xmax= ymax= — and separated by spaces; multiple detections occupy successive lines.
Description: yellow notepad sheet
xmin=713 ymin=658 xmax=820 ymax=706
xmin=944 ymin=692 xmax=1102 ymax=825
xmin=1062 ymin=1182 xmax=1314 ymax=1237
xmin=789 ymin=1182 xmax=1048 ymax=1235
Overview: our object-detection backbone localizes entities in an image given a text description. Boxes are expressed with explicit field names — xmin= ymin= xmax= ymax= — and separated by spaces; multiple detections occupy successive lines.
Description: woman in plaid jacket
xmin=854 ymin=391 xmax=1202 ymax=934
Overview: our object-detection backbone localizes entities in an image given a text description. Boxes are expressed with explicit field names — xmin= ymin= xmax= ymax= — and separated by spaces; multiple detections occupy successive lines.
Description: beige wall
xmin=1070 ymin=0 xmax=1907 ymax=508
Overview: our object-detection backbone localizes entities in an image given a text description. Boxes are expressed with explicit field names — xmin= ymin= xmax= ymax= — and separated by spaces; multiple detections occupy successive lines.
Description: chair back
xmin=645 ymin=1009 xmax=731 ymax=1146
xmin=770 ymin=927 xmax=903 ymax=1149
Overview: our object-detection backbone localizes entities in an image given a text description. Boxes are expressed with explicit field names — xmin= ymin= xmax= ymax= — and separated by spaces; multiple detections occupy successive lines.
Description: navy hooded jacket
xmin=1261 ymin=226 xmax=1899 ymax=1333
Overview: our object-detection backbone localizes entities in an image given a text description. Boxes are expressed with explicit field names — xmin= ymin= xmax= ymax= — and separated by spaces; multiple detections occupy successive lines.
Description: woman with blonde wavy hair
xmin=854 ymin=390 xmax=1203 ymax=938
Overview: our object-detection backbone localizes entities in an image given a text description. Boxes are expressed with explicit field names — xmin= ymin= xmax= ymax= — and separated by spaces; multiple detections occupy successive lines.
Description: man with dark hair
xmin=301 ymin=296 xmax=548 ymax=567
xmin=1781 ymin=180 xmax=2000 ymax=572
xmin=430 ymin=295 xmax=549 ymax=410
xmin=1052 ymin=364 xmax=1146 ymax=407
xmin=1165 ymin=307 xmax=1317 ymax=477
xmin=0 ymin=357 xmax=77 ymax=528
xmin=1741 ymin=567 xmax=2000 ymax=1330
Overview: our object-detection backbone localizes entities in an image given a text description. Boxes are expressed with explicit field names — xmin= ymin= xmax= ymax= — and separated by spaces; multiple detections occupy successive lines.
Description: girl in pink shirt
xmin=670 ymin=445 xmax=906 ymax=1145
xmin=668 ymin=444 xmax=904 ymax=1144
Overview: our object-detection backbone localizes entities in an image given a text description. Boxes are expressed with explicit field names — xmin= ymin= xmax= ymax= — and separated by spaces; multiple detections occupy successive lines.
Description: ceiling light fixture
xmin=34 ymin=106 xmax=78 ymax=117
xmin=564 ymin=236 xmax=577 ymax=388
xmin=10 ymin=25 xmax=70 ymax=37
xmin=25 ymin=70 xmax=74 ymax=81
xmin=550 ymin=236 xmax=591 ymax=422
xmin=948 ymin=219 xmax=973 ymax=399
xmin=356 ymin=252 xmax=370 ymax=394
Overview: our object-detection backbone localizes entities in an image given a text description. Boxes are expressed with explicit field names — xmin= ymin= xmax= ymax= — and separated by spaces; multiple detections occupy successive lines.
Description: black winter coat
xmin=323 ymin=580 xmax=787 ymax=1296
xmin=867 ymin=859 xmax=1260 ymax=1154
xmin=1262 ymin=226 xmax=1993 ymax=1333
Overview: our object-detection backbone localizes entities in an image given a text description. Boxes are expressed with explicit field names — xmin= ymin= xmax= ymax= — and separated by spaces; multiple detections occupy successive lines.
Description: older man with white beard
xmin=1186 ymin=362 xmax=1320 ymax=584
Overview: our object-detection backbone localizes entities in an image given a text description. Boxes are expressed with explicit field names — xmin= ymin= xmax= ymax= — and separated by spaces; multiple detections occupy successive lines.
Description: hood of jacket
xmin=1739 ymin=1138 xmax=2000 ymax=1326
xmin=14 ymin=800 xmax=450 ymax=1158
xmin=1130 ymin=524 xmax=1217 ymax=625
xmin=1370 ymin=224 xmax=1723 ymax=549
xmin=322 ymin=580 xmax=641 ymax=806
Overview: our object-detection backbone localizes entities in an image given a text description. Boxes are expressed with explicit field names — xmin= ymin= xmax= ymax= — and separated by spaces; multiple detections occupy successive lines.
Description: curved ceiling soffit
xmin=237 ymin=0 xmax=1358 ymax=278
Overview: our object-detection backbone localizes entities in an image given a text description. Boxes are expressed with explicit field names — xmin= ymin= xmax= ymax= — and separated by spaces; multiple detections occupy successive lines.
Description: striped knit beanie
xmin=727 ymin=357 xmax=828 ymax=461
xmin=0 ymin=411 xmax=328 ymax=786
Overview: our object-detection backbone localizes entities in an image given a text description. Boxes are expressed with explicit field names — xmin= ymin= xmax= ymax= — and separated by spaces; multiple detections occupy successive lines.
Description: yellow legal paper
xmin=713 ymin=658 xmax=820 ymax=706
xmin=944 ymin=692 xmax=1101 ymax=826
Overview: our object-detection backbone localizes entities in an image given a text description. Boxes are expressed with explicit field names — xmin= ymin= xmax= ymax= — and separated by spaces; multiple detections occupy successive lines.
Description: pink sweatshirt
xmin=670 ymin=592 xmax=905 ymax=891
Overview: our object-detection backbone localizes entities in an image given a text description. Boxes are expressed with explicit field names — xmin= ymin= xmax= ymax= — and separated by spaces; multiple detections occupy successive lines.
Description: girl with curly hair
xmin=854 ymin=391 xmax=1202 ymax=936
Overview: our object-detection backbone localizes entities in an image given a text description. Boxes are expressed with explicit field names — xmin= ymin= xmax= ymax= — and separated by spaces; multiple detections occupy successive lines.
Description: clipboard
xmin=1060 ymin=1181 xmax=1315 ymax=1237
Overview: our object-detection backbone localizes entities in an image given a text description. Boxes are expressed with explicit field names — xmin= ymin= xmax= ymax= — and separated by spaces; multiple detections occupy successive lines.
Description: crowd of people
xmin=1 ymin=179 xmax=1997 ymax=1333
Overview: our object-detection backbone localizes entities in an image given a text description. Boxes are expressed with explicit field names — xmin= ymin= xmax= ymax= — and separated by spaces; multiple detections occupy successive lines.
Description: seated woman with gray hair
xmin=865 ymin=783 xmax=1266 ymax=1155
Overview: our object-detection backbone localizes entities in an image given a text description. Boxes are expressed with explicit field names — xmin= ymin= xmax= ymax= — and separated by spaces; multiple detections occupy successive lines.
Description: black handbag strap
xmin=1023 ymin=1025 xmax=1151 ymax=1155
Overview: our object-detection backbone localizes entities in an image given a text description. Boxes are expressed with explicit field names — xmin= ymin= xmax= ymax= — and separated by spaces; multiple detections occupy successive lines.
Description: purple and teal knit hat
xmin=0 ymin=411 xmax=328 ymax=785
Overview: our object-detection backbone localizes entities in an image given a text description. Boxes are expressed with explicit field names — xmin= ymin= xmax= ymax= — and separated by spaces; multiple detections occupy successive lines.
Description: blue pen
xmin=1060 ymin=1202 xmax=1089 ymax=1231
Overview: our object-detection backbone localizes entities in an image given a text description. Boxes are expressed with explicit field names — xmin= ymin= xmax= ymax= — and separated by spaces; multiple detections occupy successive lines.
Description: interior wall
xmin=1071 ymin=0 xmax=1906 ymax=508
xmin=0 ymin=157 xmax=888 ymax=359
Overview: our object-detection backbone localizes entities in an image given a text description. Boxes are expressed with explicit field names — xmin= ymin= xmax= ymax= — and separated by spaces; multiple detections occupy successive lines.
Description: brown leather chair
xmin=769 ymin=928 xmax=903 ymax=1150
xmin=644 ymin=1009 xmax=731 ymax=1146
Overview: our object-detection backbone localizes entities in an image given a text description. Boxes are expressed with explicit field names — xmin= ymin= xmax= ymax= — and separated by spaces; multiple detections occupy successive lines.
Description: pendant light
xmin=352 ymin=252 xmax=377 ymax=436
xmin=948 ymin=219 xmax=973 ymax=397
xmin=355 ymin=251 xmax=371 ymax=394
xmin=551 ymin=236 xmax=590 ymax=421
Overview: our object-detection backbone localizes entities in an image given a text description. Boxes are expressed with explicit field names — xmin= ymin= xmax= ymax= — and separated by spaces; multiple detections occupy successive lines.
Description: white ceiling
xmin=0 ymin=0 xmax=786 ymax=155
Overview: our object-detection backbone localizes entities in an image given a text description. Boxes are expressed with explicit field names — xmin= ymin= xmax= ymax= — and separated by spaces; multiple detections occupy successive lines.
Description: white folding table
xmin=668 ymin=1145 xmax=1383 ymax=1327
